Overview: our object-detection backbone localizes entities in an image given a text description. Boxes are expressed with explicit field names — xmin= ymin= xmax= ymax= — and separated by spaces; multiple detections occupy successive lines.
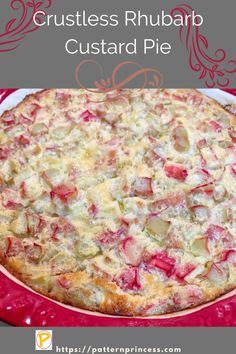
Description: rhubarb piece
xmin=80 ymin=110 xmax=97 ymax=122
xmin=50 ymin=183 xmax=77 ymax=203
xmin=132 ymin=177 xmax=153 ymax=196
xmin=4 ymin=236 xmax=24 ymax=257
xmin=191 ymin=237 xmax=209 ymax=256
xmin=119 ymin=236 xmax=145 ymax=266
xmin=25 ymin=243 xmax=43 ymax=263
xmin=190 ymin=205 xmax=210 ymax=223
xmin=116 ymin=266 xmax=141 ymax=291
xmin=172 ymin=125 xmax=190 ymax=152
xmin=145 ymin=252 xmax=175 ymax=276
xmin=164 ymin=164 xmax=188 ymax=181
xmin=146 ymin=215 xmax=170 ymax=238
xmin=97 ymin=228 xmax=125 ymax=245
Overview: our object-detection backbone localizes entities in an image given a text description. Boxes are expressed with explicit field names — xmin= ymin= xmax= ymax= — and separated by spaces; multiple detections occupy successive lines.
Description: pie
xmin=0 ymin=89 xmax=236 ymax=316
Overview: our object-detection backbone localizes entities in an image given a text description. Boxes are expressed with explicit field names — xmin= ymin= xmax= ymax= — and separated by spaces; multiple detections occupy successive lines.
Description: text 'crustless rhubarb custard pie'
xmin=0 ymin=89 xmax=236 ymax=316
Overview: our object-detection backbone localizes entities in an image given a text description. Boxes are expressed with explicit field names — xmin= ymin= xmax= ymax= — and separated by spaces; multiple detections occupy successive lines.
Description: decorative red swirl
xmin=170 ymin=4 xmax=236 ymax=87
xmin=75 ymin=60 xmax=164 ymax=92
xmin=0 ymin=0 xmax=52 ymax=52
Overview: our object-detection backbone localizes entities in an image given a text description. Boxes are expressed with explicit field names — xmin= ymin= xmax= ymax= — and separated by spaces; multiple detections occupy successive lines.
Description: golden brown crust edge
xmin=1 ymin=254 xmax=236 ymax=317
xmin=0 ymin=89 xmax=49 ymax=120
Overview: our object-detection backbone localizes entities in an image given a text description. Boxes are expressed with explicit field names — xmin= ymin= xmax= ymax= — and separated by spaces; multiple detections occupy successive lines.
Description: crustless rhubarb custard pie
xmin=0 ymin=89 xmax=236 ymax=316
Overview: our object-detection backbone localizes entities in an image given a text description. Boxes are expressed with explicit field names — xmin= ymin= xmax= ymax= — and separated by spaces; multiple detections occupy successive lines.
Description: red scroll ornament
xmin=0 ymin=0 xmax=52 ymax=52
xmin=75 ymin=60 xmax=164 ymax=93
xmin=170 ymin=4 xmax=236 ymax=87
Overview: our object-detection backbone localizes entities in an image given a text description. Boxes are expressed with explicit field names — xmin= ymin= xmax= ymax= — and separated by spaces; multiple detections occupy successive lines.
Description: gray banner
xmin=0 ymin=0 xmax=235 ymax=87
xmin=0 ymin=328 xmax=236 ymax=354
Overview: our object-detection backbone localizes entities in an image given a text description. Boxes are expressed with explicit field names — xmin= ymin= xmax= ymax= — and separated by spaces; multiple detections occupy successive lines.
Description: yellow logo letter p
xmin=39 ymin=332 xmax=50 ymax=348
xmin=35 ymin=330 xmax=52 ymax=350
